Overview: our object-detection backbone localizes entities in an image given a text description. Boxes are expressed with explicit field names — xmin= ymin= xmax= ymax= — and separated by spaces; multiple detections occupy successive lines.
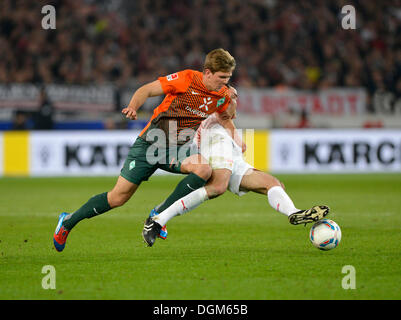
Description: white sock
xmin=267 ymin=186 xmax=299 ymax=216
xmin=153 ymin=187 xmax=209 ymax=226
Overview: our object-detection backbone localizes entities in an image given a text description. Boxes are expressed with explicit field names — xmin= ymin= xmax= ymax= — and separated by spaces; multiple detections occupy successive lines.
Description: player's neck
xmin=201 ymin=72 xmax=215 ymax=92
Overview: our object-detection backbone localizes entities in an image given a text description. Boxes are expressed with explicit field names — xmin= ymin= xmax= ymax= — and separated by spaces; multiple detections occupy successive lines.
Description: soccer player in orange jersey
xmin=53 ymin=48 xmax=237 ymax=251
xmin=146 ymin=87 xmax=330 ymax=247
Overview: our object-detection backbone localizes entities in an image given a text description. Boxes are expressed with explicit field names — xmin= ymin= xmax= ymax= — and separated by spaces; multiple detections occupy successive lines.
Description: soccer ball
xmin=309 ymin=219 xmax=342 ymax=251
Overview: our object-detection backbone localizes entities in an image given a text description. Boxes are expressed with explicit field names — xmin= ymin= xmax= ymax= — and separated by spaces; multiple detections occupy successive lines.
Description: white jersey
xmin=194 ymin=113 xmax=220 ymax=147
xmin=192 ymin=113 xmax=253 ymax=196
xmin=194 ymin=113 xmax=241 ymax=153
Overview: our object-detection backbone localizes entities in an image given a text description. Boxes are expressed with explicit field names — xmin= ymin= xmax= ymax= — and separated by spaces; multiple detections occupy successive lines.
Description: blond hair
xmin=203 ymin=48 xmax=236 ymax=73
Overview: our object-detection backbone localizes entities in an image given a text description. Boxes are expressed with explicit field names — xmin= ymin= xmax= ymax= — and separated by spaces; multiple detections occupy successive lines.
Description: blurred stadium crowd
xmin=1 ymin=0 xmax=400 ymax=91
xmin=0 ymin=0 xmax=401 ymax=128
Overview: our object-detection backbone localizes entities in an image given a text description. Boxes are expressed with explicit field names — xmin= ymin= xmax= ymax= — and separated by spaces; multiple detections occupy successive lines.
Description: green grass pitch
xmin=1 ymin=173 xmax=400 ymax=300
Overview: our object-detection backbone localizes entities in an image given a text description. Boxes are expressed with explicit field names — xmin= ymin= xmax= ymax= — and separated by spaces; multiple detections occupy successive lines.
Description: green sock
xmin=62 ymin=192 xmax=111 ymax=231
xmin=156 ymin=173 xmax=207 ymax=213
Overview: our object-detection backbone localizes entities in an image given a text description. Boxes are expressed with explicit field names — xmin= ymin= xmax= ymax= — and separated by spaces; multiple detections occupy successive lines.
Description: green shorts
xmin=120 ymin=137 xmax=197 ymax=185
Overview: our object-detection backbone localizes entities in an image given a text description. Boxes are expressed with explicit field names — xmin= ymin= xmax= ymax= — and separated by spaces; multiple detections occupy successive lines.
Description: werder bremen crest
xmin=216 ymin=97 xmax=226 ymax=107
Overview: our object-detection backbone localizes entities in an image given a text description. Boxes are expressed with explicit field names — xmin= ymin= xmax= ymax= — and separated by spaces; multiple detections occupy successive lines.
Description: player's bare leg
xmin=204 ymin=168 xmax=232 ymax=199
xmin=238 ymin=168 xmax=300 ymax=216
xmin=108 ymin=176 xmax=139 ymax=208
xmin=238 ymin=168 xmax=282 ymax=195
xmin=180 ymin=154 xmax=212 ymax=179
xmin=239 ymin=169 xmax=329 ymax=225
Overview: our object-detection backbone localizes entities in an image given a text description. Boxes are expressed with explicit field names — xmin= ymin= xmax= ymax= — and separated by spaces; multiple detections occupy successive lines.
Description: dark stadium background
xmin=0 ymin=0 xmax=400 ymax=131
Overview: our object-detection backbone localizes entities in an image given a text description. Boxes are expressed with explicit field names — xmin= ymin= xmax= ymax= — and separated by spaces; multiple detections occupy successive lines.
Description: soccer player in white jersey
xmin=144 ymin=86 xmax=329 ymax=246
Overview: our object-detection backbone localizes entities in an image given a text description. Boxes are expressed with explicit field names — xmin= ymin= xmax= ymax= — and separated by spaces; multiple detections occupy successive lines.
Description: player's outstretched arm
xmin=122 ymin=80 xmax=164 ymax=120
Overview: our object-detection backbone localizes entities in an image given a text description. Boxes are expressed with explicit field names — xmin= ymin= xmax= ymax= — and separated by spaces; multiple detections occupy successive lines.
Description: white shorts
xmin=195 ymin=127 xmax=253 ymax=196
xmin=228 ymin=157 xmax=253 ymax=196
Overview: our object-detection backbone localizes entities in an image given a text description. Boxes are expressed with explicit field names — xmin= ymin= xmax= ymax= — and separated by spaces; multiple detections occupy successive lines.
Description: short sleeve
xmin=158 ymin=70 xmax=194 ymax=95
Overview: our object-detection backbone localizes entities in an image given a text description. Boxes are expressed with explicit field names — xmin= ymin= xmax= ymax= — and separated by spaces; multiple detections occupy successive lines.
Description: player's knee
xmin=215 ymin=183 xmax=228 ymax=196
xmin=274 ymin=177 xmax=285 ymax=189
xmin=193 ymin=164 xmax=212 ymax=181
xmin=208 ymin=181 xmax=228 ymax=198
xmin=108 ymin=192 xmax=130 ymax=208
xmin=266 ymin=177 xmax=284 ymax=191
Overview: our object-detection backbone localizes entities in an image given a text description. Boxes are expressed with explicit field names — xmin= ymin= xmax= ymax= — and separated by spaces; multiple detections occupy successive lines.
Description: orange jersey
xmin=139 ymin=69 xmax=231 ymax=145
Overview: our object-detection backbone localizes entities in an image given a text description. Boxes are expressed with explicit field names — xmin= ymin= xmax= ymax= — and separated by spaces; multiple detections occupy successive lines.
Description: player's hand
xmin=122 ymin=106 xmax=137 ymax=120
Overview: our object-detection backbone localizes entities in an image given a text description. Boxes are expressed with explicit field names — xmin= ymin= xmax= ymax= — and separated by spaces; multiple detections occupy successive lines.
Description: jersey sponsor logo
xmin=185 ymin=105 xmax=208 ymax=118
xmin=166 ymin=73 xmax=179 ymax=81
xmin=199 ymin=97 xmax=213 ymax=111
